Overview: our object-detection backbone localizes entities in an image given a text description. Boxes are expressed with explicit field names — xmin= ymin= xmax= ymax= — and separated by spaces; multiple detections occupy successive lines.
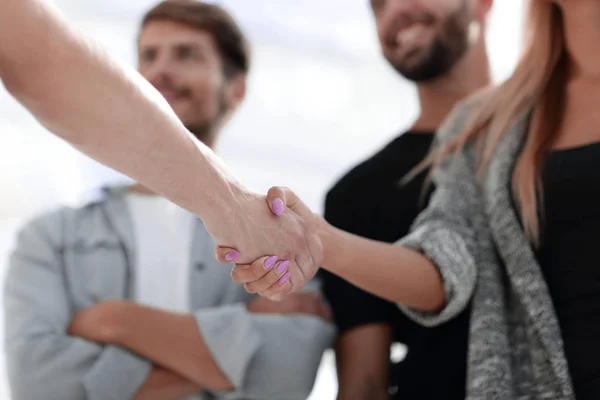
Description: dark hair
xmin=141 ymin=0 xmax=250 ymax=79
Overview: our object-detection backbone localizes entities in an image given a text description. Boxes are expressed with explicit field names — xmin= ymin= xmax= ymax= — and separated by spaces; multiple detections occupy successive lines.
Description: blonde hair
xmin=427 ymin=1 xmax=566 ymax=246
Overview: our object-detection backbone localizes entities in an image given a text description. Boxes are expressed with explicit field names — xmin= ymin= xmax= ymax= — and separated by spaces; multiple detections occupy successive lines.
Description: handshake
xmin=205 ymin=186 xmax=327 ymax=301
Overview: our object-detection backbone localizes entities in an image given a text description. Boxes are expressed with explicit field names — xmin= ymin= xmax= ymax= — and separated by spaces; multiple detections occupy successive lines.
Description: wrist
xmin=316 ymin=216 xmax=340 ymax=271
xmin=202 ymin=181 xmax=251 ymax=243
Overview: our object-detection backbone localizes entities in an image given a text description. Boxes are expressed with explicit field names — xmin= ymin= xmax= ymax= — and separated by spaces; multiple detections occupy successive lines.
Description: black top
xmin=537 ymin=141 xmax=600 ymax=400
xmin=321 ymin=131 xmax=470 ymax=399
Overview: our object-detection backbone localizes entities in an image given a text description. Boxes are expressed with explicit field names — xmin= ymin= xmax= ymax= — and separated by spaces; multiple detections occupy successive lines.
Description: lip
xmin=385 ymin=13 xmax=434 ymax=49
xmin=396 ymin=20 xmax=425 ymax=34
xmin=395 ymin=23 xmax=429 ymax=48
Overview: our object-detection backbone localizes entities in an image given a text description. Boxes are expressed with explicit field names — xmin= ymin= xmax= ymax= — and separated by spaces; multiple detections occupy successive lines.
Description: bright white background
xmin=0 ymin=1 xmax=524 ymax=398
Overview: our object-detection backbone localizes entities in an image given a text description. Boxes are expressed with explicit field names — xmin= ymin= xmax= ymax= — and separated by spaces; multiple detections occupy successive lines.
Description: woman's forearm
xmin=320 ymin=222 xmax=446 ymax=312
xmin=0 ymin=0 xmax=242 ymax=232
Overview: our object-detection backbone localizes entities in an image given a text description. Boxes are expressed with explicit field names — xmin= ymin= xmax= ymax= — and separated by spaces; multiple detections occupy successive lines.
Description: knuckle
xmin=249 ymin=265 xmax=263 ymax=280
xmin=231 ymin=270 xmax=242 ymax=283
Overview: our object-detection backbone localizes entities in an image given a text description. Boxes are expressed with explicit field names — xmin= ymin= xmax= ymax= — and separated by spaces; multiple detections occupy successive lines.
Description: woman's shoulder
xmin=438 ymin=86 xmax=498 ymax=142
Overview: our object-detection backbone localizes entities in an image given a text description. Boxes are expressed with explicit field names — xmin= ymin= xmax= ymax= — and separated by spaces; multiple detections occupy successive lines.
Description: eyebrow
xmin=173 ymin=42 xmax=204 ymax=52
xmin=140 ymin=41 xmax=205 ymax=51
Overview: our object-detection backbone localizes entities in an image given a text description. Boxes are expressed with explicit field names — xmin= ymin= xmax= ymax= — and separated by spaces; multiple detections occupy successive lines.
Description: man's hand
xmin=67 ymin=300 xmax=129 ymax=343
xmin=247 ymin=292 xmax=332 ymax=322
xmin=214 ymin=187 xmax=327 ymax=300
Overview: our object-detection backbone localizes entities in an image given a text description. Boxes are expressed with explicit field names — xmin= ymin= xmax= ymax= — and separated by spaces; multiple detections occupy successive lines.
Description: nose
xmin=377 ymin=0 xmax=416 ymax=31
xmin=378 ymin=0 xmax=421 ymax=41
xmin=140 ymin=52 xmax=176 ymax=85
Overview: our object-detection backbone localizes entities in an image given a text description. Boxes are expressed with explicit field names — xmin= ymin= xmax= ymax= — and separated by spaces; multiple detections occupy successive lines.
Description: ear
xmin=224 ymin=74 xmax=247 ymax=112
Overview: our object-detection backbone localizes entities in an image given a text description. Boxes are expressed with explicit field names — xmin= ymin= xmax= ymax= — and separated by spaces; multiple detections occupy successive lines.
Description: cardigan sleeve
xmin=396 ymin=98 xmax=486 ymax=326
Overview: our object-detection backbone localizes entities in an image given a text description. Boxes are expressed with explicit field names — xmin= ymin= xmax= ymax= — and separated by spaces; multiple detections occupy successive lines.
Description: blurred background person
xmin=321 ymin=0 xmax=492 ymax=399
xmin=0 ymin=0 xmax=524 ymax=398
xmin=3 ymin=2 xmax=333 ymax=399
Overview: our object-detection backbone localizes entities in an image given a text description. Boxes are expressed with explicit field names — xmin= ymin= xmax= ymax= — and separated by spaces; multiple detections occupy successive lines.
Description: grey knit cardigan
xmin=396 ymin=97 xmax=574 ymax=400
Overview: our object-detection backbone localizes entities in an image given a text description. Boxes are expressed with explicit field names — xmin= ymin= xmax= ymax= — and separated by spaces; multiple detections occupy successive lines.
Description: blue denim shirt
xmin=3 ymin=187 xmax=334 ymax=400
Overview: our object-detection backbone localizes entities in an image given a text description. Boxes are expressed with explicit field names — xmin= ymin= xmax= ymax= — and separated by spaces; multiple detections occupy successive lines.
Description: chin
xmin=171 ymin=109 xmax=195 ymax=124
xmin=392 ymin=53 xmax=426 ymax=72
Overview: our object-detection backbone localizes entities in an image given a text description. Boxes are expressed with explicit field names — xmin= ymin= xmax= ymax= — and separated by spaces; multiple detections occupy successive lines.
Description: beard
xmin=389 ymin=1 xmax=472 ymax=83
xmin=184 ymin=85 xmax=229 ymax=145
xmin=185 ymin=120 xmax=216 ymax=144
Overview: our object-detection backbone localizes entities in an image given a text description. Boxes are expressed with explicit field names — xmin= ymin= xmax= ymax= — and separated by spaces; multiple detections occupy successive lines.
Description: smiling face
xmin=138 ymin=20 xmax=229 ymax=141
xmin=371 ymin=0 xmax=475 ymax=82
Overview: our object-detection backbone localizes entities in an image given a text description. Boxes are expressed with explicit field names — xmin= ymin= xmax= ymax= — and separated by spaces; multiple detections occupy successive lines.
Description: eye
xmin=371 ymin=0 xmax=385 ymax=11
xmin=140 ymin=48 xmax=157 ymax=63
xmin=177 ymin=46 xmax=202 ymax=62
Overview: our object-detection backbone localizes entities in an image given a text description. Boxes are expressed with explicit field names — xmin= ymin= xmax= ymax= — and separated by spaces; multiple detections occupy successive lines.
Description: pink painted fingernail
xmin=278 ymin=272 xmax=291 ymax=284
xmin=264 ymin=256 xmax=278 ymax=270
xmin=276 ymin=260 xmax=290 ymax=274
xmin=272 ymin=198 xmax=285 ymax=216
xmin=226 ymin=251 xmax=240 ymax=261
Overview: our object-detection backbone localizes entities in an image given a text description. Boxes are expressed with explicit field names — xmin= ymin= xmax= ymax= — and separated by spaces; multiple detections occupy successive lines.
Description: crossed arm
xmin=4 ymin=213 xmax=333 ymax=399
xmin=68 ymin=292 xmax=333 ymax=399
xmin=66 ymin=302 xmax=230 ymax=398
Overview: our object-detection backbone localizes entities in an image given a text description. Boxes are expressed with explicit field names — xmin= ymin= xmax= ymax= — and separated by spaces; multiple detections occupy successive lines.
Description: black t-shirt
xmin=538 ymin=142 xmax=600 ymax=400
xmin=321 ymin=131 xmax=469 ymax=399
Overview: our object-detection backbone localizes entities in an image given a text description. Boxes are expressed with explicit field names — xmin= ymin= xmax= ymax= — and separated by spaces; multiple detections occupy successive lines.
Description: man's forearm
xmin=335 ymin=324 xmax=392 ymax=400
xmin=0 ymin=0 xmax=241 ymax=232
xmin=108 ymin=303 xmax=234 ymax=391
xmin=132 ymin=367 xmax=202 ymax=400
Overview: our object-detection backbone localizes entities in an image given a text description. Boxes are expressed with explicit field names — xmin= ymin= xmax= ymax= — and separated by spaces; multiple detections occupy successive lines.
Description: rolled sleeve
xmin=396 ymin=224 xmax=477 ymax=327
xmin=83 ymin=345 xmax=152 ymax=400
xmin=193 ymin=304 xmax=262 ymax=391
xmin=4 ymin=211 xmax=152 ymax=400
xmin=394 ymin=99 xmax=484 ymax=328
xmin=194 ymin=303 xmax=335 ymax=400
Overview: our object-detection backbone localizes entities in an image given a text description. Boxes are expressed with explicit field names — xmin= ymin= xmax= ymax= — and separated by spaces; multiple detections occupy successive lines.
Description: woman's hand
xmin=214 ymin=186 xmax=325 ymax=299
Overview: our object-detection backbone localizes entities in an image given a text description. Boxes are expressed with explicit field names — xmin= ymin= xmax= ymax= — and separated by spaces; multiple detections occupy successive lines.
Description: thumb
xmin=213 ymin=245 xmax=241 ymax=264
xmin=266 ymin=186 xmax=287 ymax=216
xmin=266 ymin=186 xmax=302 ymax=216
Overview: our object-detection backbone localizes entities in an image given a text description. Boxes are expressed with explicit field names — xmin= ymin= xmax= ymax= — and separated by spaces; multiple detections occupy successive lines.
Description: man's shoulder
xmin=326 ymin=133 xmax=413 ymax=200
xmin=17 ymin=193 xmax=114 ymax=245
xmin=19 ymin=205 xmax=78 ymax=233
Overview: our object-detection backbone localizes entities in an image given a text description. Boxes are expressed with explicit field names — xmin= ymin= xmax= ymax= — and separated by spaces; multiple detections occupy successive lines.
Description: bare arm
xmin=222 ymin=164 xmax=479 ymax=321
xmin=220 ymin=102 xmax=480 ymax=325
xmin=319 ymin=224 xmax=445 ymax=312
xmin=69 ymin=295 xmax=334 ymax=399
xmin=0 ymin=0 xmax=236 ymax=230
xmin=0 ymin=0 xmax=323 ymax=278
xmin=68 ymin=301 xmax=234 ymax=391
xmin=222 ymin=217 xmax=445 ymax=311
xmin=335 ymin=325 xmax=392 ymax=400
